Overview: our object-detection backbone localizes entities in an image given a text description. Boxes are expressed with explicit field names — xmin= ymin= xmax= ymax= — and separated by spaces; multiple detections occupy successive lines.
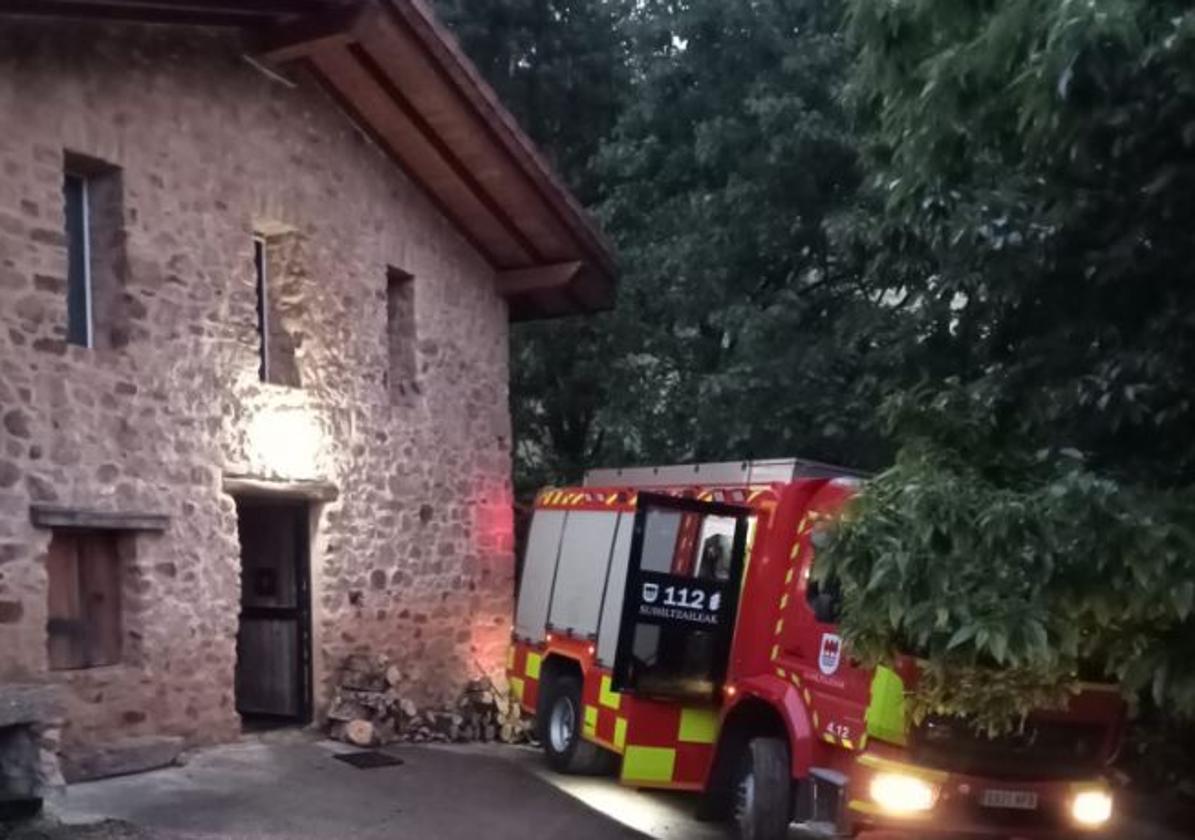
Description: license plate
xmin=981 ymin=789 xmax=1039 ymax=810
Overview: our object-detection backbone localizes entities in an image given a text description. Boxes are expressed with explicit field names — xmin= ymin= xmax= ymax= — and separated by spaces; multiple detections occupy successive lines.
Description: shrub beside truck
xmin=506 ymin=459 xmax=1123 ymax=839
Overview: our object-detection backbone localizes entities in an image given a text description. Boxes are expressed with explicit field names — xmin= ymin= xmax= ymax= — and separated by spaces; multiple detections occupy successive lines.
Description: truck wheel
xmin=696 ymin=729 xmax=743 ymax=822
xmin=541 ymin=675 xmax=607 ymax=774
xmin=733 ymin=737 xmax=791 ymax=840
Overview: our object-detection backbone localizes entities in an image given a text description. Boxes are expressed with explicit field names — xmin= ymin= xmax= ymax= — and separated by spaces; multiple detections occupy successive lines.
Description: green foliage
xmin=505 ymin=0 xmax=902 ymax=493
xmin=431 ymin=0 xmax=634 ymax=493
xmin=817 ymin=429 xmax=1195 ymax=731
xmin=591 ymin=0 xmax=882 ymax=466
xmin=818 ymin=0 xmax=1195 ymax=728
xmin=845 ymin=0 xmax=1195 ymax=484
xmin=437 ymin=0 xmax=1195 ymax=738
xmin=431 ymin=0 xmax=631 ymax=203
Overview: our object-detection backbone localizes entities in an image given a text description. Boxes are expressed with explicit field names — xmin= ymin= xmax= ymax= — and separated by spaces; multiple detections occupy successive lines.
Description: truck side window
xmin=806 ymin=575 xmax=842 ymax=624
xmin=697 ymin=533 xmax=731 ymax=580
xmin=804 ymin=522 xmax=841 ymax=623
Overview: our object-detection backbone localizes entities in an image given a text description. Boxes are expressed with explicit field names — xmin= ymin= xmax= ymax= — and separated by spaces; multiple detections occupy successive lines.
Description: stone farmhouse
xmin=0 ymin=0 xmax=614 ymax=787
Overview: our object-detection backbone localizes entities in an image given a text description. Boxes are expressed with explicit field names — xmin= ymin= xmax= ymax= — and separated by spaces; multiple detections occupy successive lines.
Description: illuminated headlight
xmin=1071 ymin=790 xmax=1113 ymax=828
xmin=869 ymin=773 xmax=938 ymax=815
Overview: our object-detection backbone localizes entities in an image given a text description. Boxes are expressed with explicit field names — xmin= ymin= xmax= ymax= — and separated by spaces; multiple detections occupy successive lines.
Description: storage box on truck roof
xmin=583 ymin=457 xmax=866 ymax=488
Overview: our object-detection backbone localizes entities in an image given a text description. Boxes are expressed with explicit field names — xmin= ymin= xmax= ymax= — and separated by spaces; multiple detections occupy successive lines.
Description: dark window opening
xmin=62 ymin=152 xmax=126 ymax=350
xmin=386 ymin=267 xmax=417 ymax=404
xmin=254 ymin=237 xmax=268 ymax=381
xmin=64 ymin=173 xmax=90 ymax=347
xmin=804 ymin=525 xmax=842 ymax=624
xmin=805 ymin=575 xmax=842 ymax=624
xmin=253 ymin=234 xmax=303 ymax=387
xmin=46 ymin=531 xmax=122 ymax=670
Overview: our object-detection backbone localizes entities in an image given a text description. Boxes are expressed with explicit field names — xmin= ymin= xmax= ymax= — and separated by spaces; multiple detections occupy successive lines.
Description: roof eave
xmin=2 ymin=0 xmax=618 ymax=320
xmin=259 ymin=0 xmax=618 ymax=319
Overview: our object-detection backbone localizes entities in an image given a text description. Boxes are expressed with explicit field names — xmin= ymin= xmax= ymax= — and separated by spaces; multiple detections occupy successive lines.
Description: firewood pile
xmin=325 ymin=654 xmax=535 ymax=748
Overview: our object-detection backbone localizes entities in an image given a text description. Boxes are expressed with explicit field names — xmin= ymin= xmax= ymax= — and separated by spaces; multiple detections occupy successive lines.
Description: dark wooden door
xmin=234 ymin=499 xmax=311 ymax=722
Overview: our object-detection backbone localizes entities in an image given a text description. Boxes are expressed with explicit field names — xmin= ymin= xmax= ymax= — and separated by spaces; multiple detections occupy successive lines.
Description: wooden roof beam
xmin=496 ymin=262 xmax=583 ymax=297
xmin=0 ymin=0 xmax=320 ymax=24
xmin=257 ymin=3 xmax=379 ymax=64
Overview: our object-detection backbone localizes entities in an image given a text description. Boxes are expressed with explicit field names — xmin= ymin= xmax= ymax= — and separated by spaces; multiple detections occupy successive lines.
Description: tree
xmin=432 ymin=0 xmax=630 ymax=203
xmin=431 ymin=0 xmax=634 ymax=494
xmin=440 ymin=0 xmax=901 ymax=495
xmin=817 ymin=0 xmax=1195 ymax=729
xmin=525 ymin=0 xmax=901 ymax=487
xmin=591 ymin=0 xmax=882 ymax=468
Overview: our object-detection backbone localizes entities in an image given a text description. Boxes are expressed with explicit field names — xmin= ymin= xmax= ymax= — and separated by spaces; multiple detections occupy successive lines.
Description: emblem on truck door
xmin=819 ymin=633 xmax=842 ymax=675
xmin=641 ymin=582 xmax=659 ymax=604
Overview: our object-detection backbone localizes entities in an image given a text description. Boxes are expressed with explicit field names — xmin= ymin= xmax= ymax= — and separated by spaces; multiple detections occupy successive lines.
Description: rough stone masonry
xmin=0 ymin=17 xmax=519 ymax=764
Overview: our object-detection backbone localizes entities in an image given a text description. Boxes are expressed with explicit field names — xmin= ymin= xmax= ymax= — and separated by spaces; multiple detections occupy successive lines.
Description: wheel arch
xmin=716 ymin=678 xmax=815 ymax=784
xmin=536 ymin=652 xmax=584 ymax=719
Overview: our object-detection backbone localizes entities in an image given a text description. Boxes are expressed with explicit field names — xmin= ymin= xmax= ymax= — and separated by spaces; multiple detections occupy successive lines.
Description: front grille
xmin=910 ymin=716 xmax=1108 ymax=781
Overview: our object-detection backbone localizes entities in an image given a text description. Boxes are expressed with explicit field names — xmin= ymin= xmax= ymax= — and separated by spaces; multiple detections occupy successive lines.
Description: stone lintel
xmin=29 ymin=505 xmax=170 ymax=532
xmin=224 ymin=474 xmax=340 ymax=502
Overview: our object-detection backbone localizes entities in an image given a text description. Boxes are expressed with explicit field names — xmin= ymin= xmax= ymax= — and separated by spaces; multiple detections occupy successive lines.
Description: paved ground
xmin=19 ymin=734 xmax=1190 ymax=840
xmin=49 ymin=737 xmax=648 ymax=840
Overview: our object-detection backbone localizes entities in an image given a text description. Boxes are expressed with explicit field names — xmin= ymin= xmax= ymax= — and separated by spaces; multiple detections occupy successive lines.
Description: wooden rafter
xmin=496 ymin=262 xmax=583 ymax=297
xmin=0 ymin=0 xmax=327 ymax=25
xmin=257 ymin=3 xmax=376 ymax=64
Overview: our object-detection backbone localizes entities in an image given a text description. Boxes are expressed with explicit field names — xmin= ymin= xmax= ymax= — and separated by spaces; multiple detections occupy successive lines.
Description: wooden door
xmin=234 ymin=500 xmax=311 ymax=722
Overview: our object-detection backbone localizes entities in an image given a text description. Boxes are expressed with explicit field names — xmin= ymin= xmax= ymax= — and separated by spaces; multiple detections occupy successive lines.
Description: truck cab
xmin=506 ymin=459 xmax=1122 ymax=839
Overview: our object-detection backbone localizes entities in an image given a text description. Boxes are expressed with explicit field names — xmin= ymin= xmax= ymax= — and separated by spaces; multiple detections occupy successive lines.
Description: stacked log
xmin=325 ymin=653 xmax=535 ymax=747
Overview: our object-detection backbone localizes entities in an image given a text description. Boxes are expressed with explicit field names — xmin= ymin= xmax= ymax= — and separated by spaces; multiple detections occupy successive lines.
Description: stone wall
xmin=0 ymin=19 xmax=515 ymax=754
xmin=0 ymin=684 xmax=65 ymax=807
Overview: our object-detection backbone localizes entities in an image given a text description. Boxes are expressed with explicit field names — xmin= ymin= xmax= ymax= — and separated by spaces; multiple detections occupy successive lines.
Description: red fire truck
xmin=506 ymin=459 xmax=1124 ymax=839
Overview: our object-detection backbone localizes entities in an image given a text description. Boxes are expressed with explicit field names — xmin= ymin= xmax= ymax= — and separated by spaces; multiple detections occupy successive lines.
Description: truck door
xmin=776 ymin=481 xmax=871 ymax=751
xmin=612 ymin=492 xmax=752 ymax=702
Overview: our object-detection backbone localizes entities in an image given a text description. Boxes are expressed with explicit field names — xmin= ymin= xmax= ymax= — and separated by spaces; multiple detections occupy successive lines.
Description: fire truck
xmin=506 ymin=459 xmax=1124 ymax=839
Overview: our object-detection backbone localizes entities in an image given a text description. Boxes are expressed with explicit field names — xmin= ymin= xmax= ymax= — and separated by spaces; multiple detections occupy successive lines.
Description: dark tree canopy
xmin=435 ymin=0 xmax=905 ymax=492
xmin=813 ymin=0 xmax=1195 ymax=726
xmin=432 ymin=0 xmax=1195 ymax=735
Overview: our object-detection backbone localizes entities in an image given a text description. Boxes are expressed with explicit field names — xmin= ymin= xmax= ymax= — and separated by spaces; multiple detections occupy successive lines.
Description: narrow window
xmin=254 ymin=237 xmax=269 ymax=381
xmin=64 ymin=172 xmax=91 ymax=347
xmin=46 ymin=531 xmax=123 ymax=670
xmin=387 ymin=267 xmax=417 ymax=403
xmin=62 ymin=153 xmax=124 ymax=350
xmin=253 ymin=232 xmax=303 ymax=387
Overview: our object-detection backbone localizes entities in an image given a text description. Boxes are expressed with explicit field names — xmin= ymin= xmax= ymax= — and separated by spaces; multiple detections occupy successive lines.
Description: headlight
xmin=869 ymin=772 xmax=938 ymax=814
xmin=1071 ymin=790 xmax=1113 ymax=828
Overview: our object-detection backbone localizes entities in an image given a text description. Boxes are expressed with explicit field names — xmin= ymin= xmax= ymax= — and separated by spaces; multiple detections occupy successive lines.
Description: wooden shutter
xmin=47 ymin=533 xmax=84 ymax=670
xmin=80 ymin=535 xmax=122 ymax=666
xmin=46 ymin=532 xmax=122 ymax=670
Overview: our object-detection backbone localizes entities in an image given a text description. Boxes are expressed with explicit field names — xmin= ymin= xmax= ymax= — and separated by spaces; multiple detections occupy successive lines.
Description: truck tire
xmin=696 ymin=728 xmax=743 ymax=822
xmin=733 ymin=736 xmax=792 ymax=840
xmin=540 ymin=675 xmax=607 ymax=774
